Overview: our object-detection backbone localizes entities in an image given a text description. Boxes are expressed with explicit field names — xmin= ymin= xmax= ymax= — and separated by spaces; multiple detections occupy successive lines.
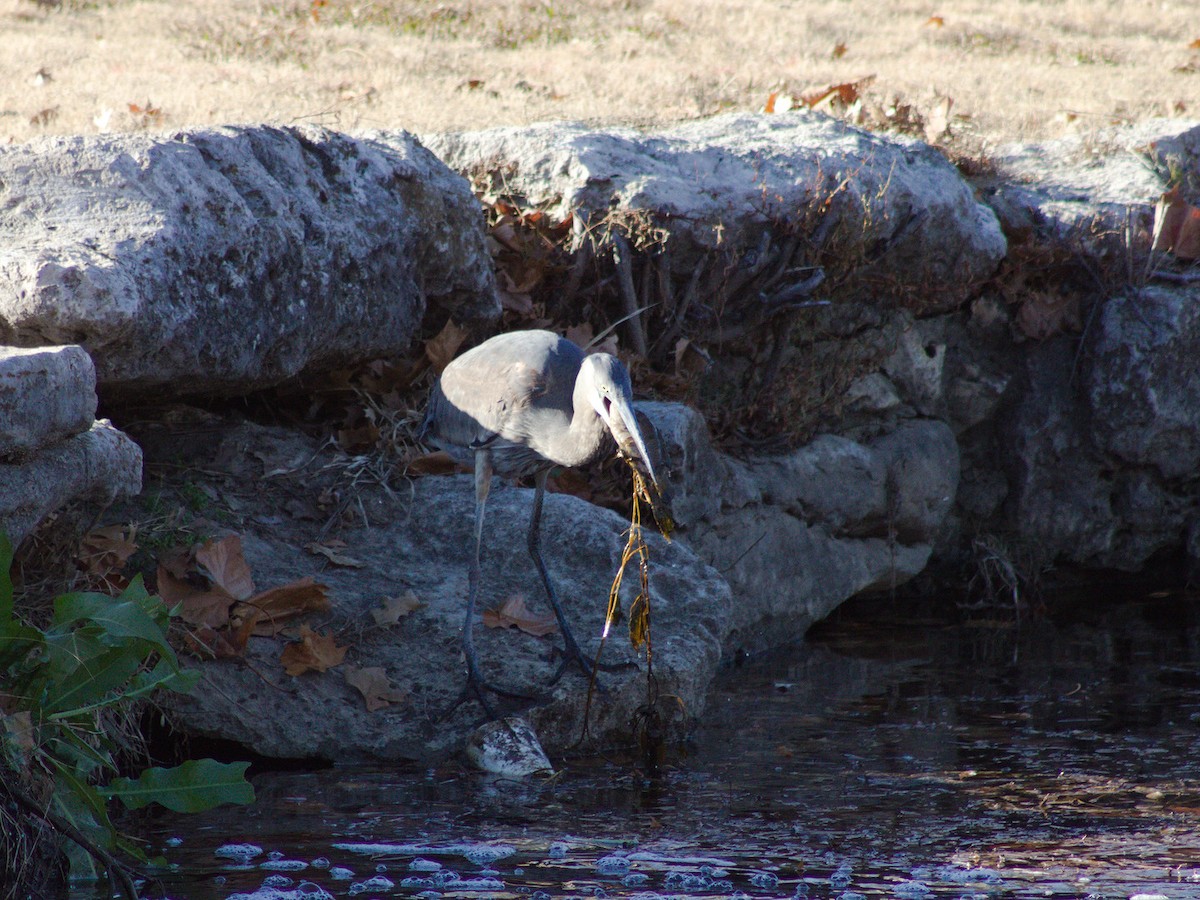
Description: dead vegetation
xmin=1 ymin=0 xmax=1197 ymax=149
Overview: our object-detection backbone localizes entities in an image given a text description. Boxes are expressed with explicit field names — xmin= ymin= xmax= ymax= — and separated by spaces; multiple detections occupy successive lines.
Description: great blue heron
xmin=422 ymin=329 xmax=660 ymax=713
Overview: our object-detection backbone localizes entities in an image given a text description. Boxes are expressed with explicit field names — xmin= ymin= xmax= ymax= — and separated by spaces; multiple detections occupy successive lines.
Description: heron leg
xmin=528 ymin=469 xmax=616 ymax=685
xmin=446 ymin=452 xmax=536 ymax=719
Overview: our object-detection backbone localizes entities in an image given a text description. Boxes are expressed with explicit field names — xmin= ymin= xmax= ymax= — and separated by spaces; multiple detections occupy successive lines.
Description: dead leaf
xmin=425 ymin=319 xmax=469 ymax=374
xmin=157 ymin=545 xmax=193 ymax=580
xmin=370 ymin=591 xmax=423 ymax=626
xmin=564 ymin=322 xmax=594 ymax=347
xmin=305 ymin=541 xmax=365 ymax=568
xmin=924 ymin=15 xmax=944 ymax=28
xmin=344 ymin=665 xmax=408 ymax=711
xmin=799 ymin=76 xmax=875 ymax=110
xmin=337 ymin=422 xmax=380 ymax=452
xmin=404 ymin=450 xmax=464 ymax=476
xmin=763 ymin=90 xmax=796 ymax=114
xmin=1188 ymin=38 xmax=1200 ymax=50
xmin=831 ymin=42 xmax=848 ymax=59
xmin=1152 ymin=185 xmax=1200 ymax=260
xmin=195 ymin=535 xmax=255 ymax=601
xmin=483 ymin=594 xmax=559 ymax=637
xmin=78 ymin=524 xmax=138 ymax=590
xmin=280 ymin=624 xmax=347 ymax=676
xmin=157 ymin=565 xmax=234 ymax=628
xmin=234 ymin=576 xmax=331 ymax=637
xmin=183 ymin=624 xmax=245 ymax=660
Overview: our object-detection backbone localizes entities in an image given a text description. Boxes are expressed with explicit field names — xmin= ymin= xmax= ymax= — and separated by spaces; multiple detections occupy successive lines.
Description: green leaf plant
xmin=0 ymin=531 xmax=255 ymax=897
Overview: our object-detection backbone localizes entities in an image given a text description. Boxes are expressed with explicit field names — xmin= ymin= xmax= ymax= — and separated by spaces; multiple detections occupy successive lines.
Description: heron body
xmin=422 ymin=329 xmax=658 ymax=713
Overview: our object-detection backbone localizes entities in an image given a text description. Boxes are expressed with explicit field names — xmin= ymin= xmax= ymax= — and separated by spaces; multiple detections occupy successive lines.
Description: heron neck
xmin=542 ymin=386 xmax=610 ymax=469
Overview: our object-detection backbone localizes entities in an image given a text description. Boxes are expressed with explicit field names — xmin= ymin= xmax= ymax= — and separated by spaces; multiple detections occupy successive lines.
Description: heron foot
xmin=547 ymin=643 xmax=636 ymax=689
xmin=441 ymin=666 xmax=540 ymax=722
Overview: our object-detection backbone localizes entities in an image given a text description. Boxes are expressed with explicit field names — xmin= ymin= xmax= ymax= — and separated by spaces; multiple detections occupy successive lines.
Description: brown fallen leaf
xmin=1152 ymin=185 xmax=1200 ymax=260
xmin=157 ymin=564 xmax=234 ymax=629
xmin=280 ymin=624 xmax=347 ymax=676
xmin=483 ymin=594 xmax=559 ymax=637
xmin=195 ymin=535 xmax=255 ymax=601
xmin=404 ymin=450 xmax=464 ymax=476
xmin=370 ymin=591 xmax=423 ymax=626
xmin=78 ymin=524 xmax=138 ymax=590
xmin=235 ymin=576 xmax=331 ymax=637
xmin=924 ymin=15 xmax=944 ymax=28
xmin=831 ymin=42 xmax=848 ymax=59
xmin=344 ymin=665 xmax=408 ymax=711
xmin=183 ymin=624 xmax=245 ymax=660
xmin=305 ymin=540 xmax=365 ymax=568
xmin=798 ymin=75 xmax=876 ymax=110
xmin=337 ymin=422 xmax=380 ymax=453
xmin=425 ymin=319 xmax=469 ymax=374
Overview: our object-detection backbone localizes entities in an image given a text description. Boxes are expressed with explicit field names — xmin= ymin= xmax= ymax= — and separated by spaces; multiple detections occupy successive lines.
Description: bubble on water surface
xmin=261 ymin=874 xmax=292 ymax=888
xmin=409 ymin=858 xmax=443 ymax=872
xmin=328 ymin=867 xmax=353 ymax=880
xmin=623 ymin=872 xmax=650 ymax=886
xmin=750 ymin=871 xmax=779 ymax=889
xmin=260 ymin=858 xmax=308 ymax=871
xmin=548 ymin=841 xmax=569 ymax=858
xmin=463 ymin=843 xmax=517 ymax=865
xmin=595 ymin=854 xmax=631 ymax=875
xmin=894 ymin=880 xmax=930 ymax=898
xmin=215 ymin=843 xmax=264 ymax=862
xmin=348 ymin=874 xmax=395 ymax=894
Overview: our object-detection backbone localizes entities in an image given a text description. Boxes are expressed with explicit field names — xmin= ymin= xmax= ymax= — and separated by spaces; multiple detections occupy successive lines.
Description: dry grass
xmin=1 ymin=0 xmax=1196 ymax=148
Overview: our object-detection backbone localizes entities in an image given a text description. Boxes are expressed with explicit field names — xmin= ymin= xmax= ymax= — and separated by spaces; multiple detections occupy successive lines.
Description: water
xmin=114 ymin=590 xmax=1200 ymax=899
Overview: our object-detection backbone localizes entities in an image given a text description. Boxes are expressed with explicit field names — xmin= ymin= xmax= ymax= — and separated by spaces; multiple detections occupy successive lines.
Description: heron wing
xmin=426 ymin=331 xmax=583 ymax=468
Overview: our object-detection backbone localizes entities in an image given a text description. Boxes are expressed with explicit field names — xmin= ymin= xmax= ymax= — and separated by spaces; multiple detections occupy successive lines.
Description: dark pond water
xmin=103 ymin=589 xmax=1200 ymax=899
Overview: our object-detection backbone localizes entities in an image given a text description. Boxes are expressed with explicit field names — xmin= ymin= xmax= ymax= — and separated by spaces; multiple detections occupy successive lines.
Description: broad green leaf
xmin=44 ymin=645 xmax=143 ymax=715
xmin=52 ymin=591 xmax=173 ymax=661
xmin=45 ymin=731 xmax=116 ymax=781
xmin=124 ymin=659 xmax=200 ymax=700
xmin=0 ymin=531 xmax=12 ymax=620
xmin=44 ymin=628 xmax=111 ymax=682
xmin=0 ymin=618 xmax=44 ymax=671
xmin=102 ymin=759 xmax=255 ymax=812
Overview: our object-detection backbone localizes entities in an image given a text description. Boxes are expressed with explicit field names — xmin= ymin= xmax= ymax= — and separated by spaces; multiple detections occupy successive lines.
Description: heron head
xmin=581 ymin=353 xmax=659 ymax=490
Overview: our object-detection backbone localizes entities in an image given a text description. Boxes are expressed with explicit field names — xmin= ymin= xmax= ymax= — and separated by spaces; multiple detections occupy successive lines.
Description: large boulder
xmin=157 ymin=423 xmax=729 ymax=762
xmin=0 ymin=344 xmax=141 ymax=546
xmin=643 ymin=403 xmax=959 ymax=650
xmin=424 ymin=111 xmax=1006 ymax=314
xmin=0 ymin=126 xmax=499 ymax=397
xmin=996 ymin=284 xmax=1200 ymax=571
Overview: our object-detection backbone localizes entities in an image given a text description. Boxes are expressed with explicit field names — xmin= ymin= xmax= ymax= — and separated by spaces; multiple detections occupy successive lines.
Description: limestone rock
xmin=0 ymin=345 xmax=96 ymax=459
xmin=0 ymin=126 xmax=499 ymax=397
xmin=424 ymin=111 xmax=1006 ymax=313
xmin=0 ymin=419 xmax=142 ymax=546
xmin=161 ymin=432 xmax=729 ymax=762
xmin=643 ymin=403 xmax=959 ymax=651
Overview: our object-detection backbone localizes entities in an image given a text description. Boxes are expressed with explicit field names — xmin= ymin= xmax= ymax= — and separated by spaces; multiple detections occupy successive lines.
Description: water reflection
xmin=118 ymin=592 xmax=1200 ymax=899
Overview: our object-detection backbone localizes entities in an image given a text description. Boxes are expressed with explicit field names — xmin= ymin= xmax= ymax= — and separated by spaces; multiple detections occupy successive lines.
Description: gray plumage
xmin=422 ymin=329 xmax=659 ymax=713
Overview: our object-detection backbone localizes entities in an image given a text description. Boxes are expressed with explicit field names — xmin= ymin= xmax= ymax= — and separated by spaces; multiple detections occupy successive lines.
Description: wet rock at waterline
xmin=0 ymin=126 xmax=499 ymax=397
xmin=158 ymin=423 xmax=729 ymax=761
xmin=465 ymin=717 xmax=554 ymax=777
xmin=643 ymin=404 xmax=959 ymax=650
xmin=998 ymin=282 xmax=1200 ymax=571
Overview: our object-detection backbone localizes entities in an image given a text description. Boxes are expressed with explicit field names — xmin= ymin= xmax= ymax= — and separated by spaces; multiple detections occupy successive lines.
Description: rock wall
xmin=4 ymin=113 xmax=1200 ymax=760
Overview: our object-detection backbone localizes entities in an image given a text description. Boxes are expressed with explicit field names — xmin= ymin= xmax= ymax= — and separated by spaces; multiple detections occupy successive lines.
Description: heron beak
xmin=608 ymin=395 xmax=659 ymax=491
